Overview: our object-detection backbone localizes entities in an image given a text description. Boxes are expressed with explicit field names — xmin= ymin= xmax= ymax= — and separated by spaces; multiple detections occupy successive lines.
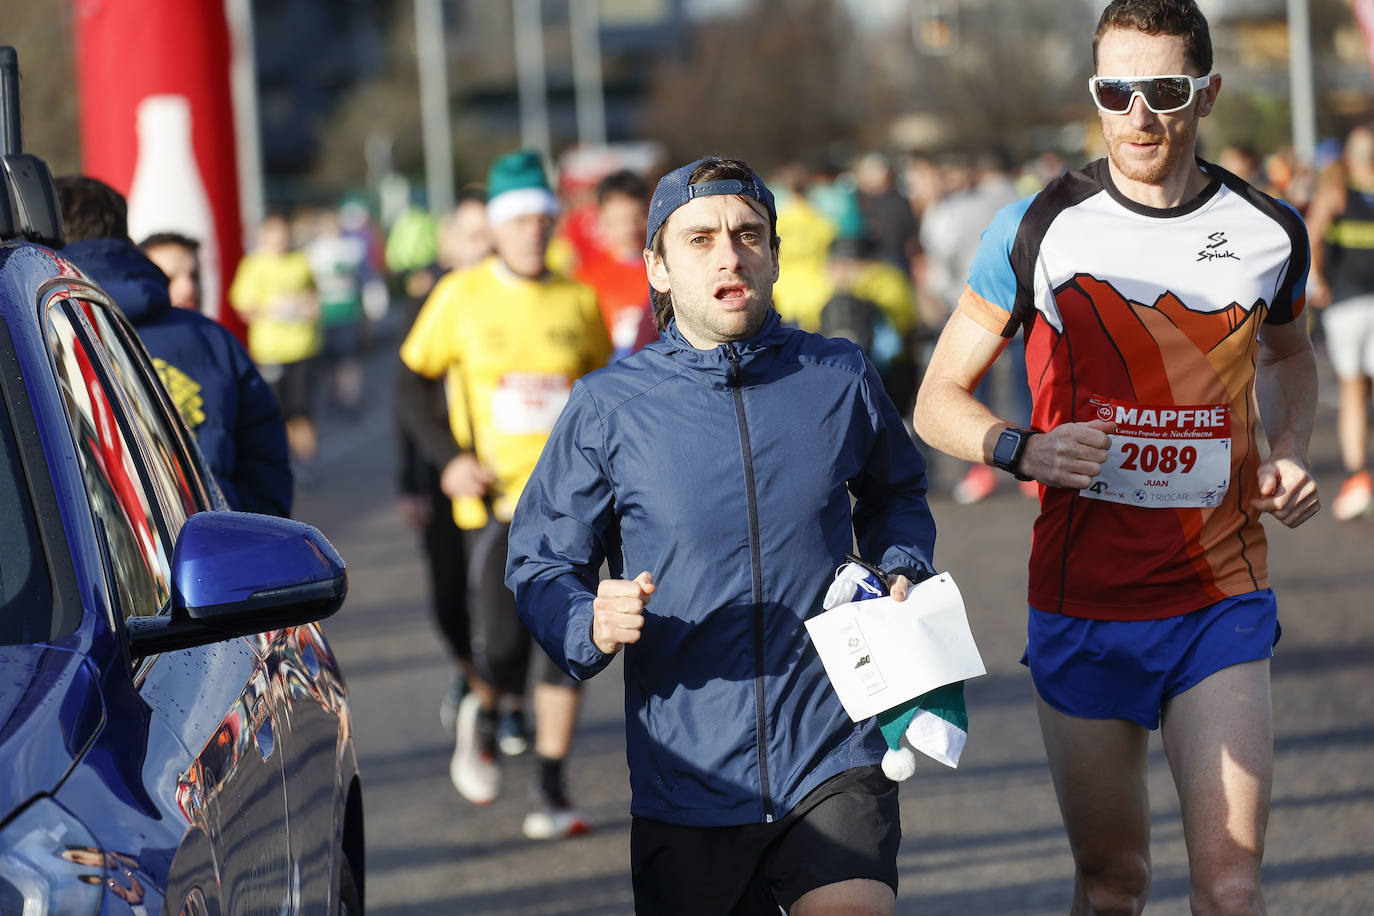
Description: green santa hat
xmin=486 ymin=149 xmax=560 ymax=226
xmin=820 ymin=561 xmax=971 ymax=781
xmin=877 ymin=682 xmax=968 ymax=780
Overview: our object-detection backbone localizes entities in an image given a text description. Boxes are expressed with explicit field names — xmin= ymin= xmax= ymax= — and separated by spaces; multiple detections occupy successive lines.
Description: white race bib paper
xmin=1081 ymin=396 xmax=1231 ymax=509
xmin=491 ymin=372 xmax=572 ymax=435
xmin=804 ymin=573 xmax=985 ymax=723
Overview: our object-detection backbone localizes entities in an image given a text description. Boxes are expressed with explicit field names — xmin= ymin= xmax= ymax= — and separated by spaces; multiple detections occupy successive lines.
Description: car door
xmin=43 ymin=293 xmax=296 ymax=914
xmin=261 ymin=620 xmax=349 ymax=905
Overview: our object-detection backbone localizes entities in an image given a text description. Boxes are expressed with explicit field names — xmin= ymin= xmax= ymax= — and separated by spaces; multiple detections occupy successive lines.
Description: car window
xmin=0 ymin=349 xmax=55 ymax=645
xmin=44 ymin=303 xmax=170 ymax=618
xmin=74 ymin=299 xmax=200 ymax=526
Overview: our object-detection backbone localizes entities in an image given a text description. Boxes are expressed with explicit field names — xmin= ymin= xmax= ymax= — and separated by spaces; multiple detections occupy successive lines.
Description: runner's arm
xmin=912 ymin=196 xmax=1026 ymax=461
xmin=392 ymin=363 xmax=462 ymax=469
xmin=506 ymin=384 xmax=619 ymax=680
xmin=850 ymin=356 xmax=936 ymax=581
xmin=1252 ymin=316 xmax=1320 ymax=527
xmin=912 ymin=301 xmax=1012 ymax=465
xmin=396 ymin=276 xmax=468 ymax=468
xmin=914 ymin=300 xmax=1113 ymax=489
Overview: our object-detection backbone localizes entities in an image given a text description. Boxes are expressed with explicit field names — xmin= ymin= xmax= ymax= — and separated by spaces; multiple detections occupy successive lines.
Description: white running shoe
xmin=522 ymin=803 xmax=589 ymax=840
xmin=450 ymin=694 xmax=500 ymax=804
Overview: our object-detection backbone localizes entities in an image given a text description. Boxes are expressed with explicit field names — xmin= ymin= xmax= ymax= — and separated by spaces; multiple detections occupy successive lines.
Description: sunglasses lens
xmin=1145 ymin=77 xmax=1192 ymax=112
xmin=1092 ymin=80 xmax=1135 ymax=113
xmin=1093 ymin=77 xmax=1196 ymax=114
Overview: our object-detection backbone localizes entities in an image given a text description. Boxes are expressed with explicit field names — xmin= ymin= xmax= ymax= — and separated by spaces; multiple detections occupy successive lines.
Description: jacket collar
xmin=653 ymin=308 xmax=787 ymax=386
xmin=61 ymin=238 xmax=171 ymax=324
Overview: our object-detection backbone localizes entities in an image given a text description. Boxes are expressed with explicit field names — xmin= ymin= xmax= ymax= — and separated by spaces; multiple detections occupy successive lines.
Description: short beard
xmin=1106 ymin=118 xmax=1197 ymax=187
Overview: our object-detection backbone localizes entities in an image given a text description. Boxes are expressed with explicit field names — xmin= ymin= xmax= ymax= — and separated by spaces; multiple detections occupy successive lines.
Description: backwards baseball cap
xmin=486 ymin=149 xmax=560 ymax=226
xmin=645 ymin=157 xmax=776 ymax=250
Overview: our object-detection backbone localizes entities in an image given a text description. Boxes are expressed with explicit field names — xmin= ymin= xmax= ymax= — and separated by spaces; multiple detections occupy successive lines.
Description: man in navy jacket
xmin=507 ymin=158 xmax=936 ymax=915
xmin=57 ymin=176 xmax=292 ymax=517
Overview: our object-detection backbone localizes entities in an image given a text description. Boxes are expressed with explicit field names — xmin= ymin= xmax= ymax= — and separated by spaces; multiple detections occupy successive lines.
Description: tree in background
xmin=642 ymin=0 xmax=868 ymax=172
xmin=10 ymin=0 xmax=81 ymax=176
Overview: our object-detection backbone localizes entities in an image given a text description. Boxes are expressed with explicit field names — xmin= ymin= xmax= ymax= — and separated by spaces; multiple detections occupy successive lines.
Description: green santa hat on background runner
xmin=486 ymin=149 xmax=560 ymax=226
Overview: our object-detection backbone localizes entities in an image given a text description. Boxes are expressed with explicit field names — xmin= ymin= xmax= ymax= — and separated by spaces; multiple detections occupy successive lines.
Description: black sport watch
xmin=991 ymin=427 xmax=1036 ymax=481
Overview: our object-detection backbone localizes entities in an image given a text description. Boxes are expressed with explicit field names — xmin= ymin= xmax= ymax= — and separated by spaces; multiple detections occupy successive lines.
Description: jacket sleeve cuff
xmin=565 ymin=598 xmax=613 ymax=679
xmin=883 ymin=561 xmax=935 ymax=585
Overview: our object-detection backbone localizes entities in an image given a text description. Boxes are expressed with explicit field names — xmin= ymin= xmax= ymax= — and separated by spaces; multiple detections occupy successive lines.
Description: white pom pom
xmin=882 ymin=747 xmax=918 ymax=781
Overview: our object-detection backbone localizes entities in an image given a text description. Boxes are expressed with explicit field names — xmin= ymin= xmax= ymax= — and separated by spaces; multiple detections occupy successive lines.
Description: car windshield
xmin=0 ymin=377 xmax=53 ymax=645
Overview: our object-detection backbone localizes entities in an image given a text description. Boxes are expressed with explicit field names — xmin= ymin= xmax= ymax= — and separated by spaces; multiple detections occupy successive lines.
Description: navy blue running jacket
xmin=507 ymin=309 xmax=936 ymax=827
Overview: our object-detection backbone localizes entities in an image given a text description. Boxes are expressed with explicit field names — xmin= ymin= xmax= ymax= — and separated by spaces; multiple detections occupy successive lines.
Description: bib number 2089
xmin=1083 ymin=396 xmax=1231 ymax=509
xmin=1119 ymin=442 xmax=1197 ymax=474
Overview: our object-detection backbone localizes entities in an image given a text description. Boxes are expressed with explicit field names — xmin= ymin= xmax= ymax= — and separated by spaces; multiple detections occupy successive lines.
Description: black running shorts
xmin=630 ymin=765 xmax=900 ymax=915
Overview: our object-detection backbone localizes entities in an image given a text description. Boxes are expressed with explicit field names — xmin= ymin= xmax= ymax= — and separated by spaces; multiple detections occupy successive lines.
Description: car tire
xmin=337 ymin=855 xmax=363 ymax=915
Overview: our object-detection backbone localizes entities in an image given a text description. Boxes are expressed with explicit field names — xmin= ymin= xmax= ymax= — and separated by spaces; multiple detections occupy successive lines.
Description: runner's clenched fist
xmin=593 ymin=571 xmax=654 ymax=655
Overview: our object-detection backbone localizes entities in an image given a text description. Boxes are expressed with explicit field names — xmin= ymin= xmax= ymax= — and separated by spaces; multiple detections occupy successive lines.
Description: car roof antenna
xmin=0 ymin=46 xmax=64 ymax=247
xmin=0 ymin=46 xmax=21 ymax=157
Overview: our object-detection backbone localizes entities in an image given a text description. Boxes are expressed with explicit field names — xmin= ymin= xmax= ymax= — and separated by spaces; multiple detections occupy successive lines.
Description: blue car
xmin=0 ymin=48 xmax=362 ymax=915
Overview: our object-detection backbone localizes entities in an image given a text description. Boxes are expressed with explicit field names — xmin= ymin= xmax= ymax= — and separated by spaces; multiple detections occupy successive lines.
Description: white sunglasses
xmin=1088 ymin=74 xmax=1212 ymax=115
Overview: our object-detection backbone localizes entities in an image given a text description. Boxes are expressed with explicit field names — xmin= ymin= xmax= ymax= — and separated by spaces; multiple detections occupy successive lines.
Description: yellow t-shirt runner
xmin=400 ymin=257 xmax=611 ymax=528
xmin=772 ymin=195 xmax=837 ymax=331
xmin=228 ymin=250 xmax=321 ymax=365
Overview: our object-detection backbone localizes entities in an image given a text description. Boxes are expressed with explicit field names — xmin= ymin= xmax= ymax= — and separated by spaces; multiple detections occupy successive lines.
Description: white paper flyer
xmin=804 ymin=573 xmax=986 ymax=722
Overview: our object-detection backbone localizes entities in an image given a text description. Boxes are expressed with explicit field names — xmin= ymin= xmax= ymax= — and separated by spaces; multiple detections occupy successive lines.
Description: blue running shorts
xmin=1022 ymin=589 xmax=1280 ymax=729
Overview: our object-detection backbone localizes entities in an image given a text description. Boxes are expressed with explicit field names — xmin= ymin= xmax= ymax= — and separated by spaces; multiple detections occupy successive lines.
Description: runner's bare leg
xmin=1036 ymin=694 xmax=1152 ymax=915
xmin=1161 ymin=658 xmax=1272 ymax=916
xmin=791 ymin=878 xmax=894 ymax=915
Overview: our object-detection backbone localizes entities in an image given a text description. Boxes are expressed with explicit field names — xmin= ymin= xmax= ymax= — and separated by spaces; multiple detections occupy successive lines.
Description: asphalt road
xmin=297 ymin=331 xmax=1374 ymax=914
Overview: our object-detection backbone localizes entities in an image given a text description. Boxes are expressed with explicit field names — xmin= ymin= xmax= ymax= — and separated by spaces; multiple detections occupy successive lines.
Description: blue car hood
xmin=0 ymin=644 xmax=102 ymax=821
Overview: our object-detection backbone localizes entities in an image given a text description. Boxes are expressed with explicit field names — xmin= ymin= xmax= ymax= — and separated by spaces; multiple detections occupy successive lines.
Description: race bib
xmin=490 ymin=373 xmax=572 ymax=435
xmin=1081 ymin=396 xmax=1231 ymax=509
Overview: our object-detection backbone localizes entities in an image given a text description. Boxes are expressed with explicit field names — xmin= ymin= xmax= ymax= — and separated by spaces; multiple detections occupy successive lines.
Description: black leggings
xmin=266 ymin=357 xmax=317 ymax=421
xmin=422 ymin=478 xmax=469 ymax=662
xmin=462 ymin=520 xmax=576 ymax=695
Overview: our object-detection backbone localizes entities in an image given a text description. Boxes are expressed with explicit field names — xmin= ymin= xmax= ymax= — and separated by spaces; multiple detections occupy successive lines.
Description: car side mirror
xmin=126 ymin=511 xmax=348 ymax=656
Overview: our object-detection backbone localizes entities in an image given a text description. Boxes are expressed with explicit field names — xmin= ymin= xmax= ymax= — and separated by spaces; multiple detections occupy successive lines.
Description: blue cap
xmin=645 ymin=158 xmax=777 ymax=250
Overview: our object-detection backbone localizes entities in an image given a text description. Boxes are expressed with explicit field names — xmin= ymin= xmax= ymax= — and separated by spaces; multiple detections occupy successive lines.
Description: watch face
xmin=994 ymin=429 xmax=1023 ymax=468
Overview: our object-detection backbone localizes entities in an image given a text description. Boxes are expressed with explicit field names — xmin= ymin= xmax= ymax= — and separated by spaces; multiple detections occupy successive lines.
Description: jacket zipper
xmin=724 ymin=342 xmax=774 ymax=822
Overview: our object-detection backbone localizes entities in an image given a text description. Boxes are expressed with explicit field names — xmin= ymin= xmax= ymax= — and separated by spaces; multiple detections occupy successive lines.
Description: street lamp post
xmin=514 ymin=0 xmax=552 ymax=161
xmin=570 ymin=0 xmax=607 ymax=148
xmin=1288 ymin=0 xmax=1318 ymax=166
xmin=415 ymin=0 xmax=454 ymax=214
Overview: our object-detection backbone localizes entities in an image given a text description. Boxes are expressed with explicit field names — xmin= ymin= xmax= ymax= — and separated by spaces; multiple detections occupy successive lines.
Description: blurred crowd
xmin=213 ymin=132 xmax=1352 ymax=508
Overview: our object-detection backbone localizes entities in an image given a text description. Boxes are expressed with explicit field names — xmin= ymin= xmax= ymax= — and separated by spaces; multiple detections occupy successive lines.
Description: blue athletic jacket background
xmin=507 ymin=310 xmax=936 ymax=827
xmin=64 ymin=238 xmax=293 ymax=517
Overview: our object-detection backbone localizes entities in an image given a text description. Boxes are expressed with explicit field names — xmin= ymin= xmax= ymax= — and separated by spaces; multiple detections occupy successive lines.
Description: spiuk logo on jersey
xmin=1197 ymin=231 xmax=1240 ymax=263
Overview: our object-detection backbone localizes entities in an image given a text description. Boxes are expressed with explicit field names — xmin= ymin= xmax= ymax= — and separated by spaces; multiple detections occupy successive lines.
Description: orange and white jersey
xmin=961 ymin=158 xmax=1309 ymax=620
